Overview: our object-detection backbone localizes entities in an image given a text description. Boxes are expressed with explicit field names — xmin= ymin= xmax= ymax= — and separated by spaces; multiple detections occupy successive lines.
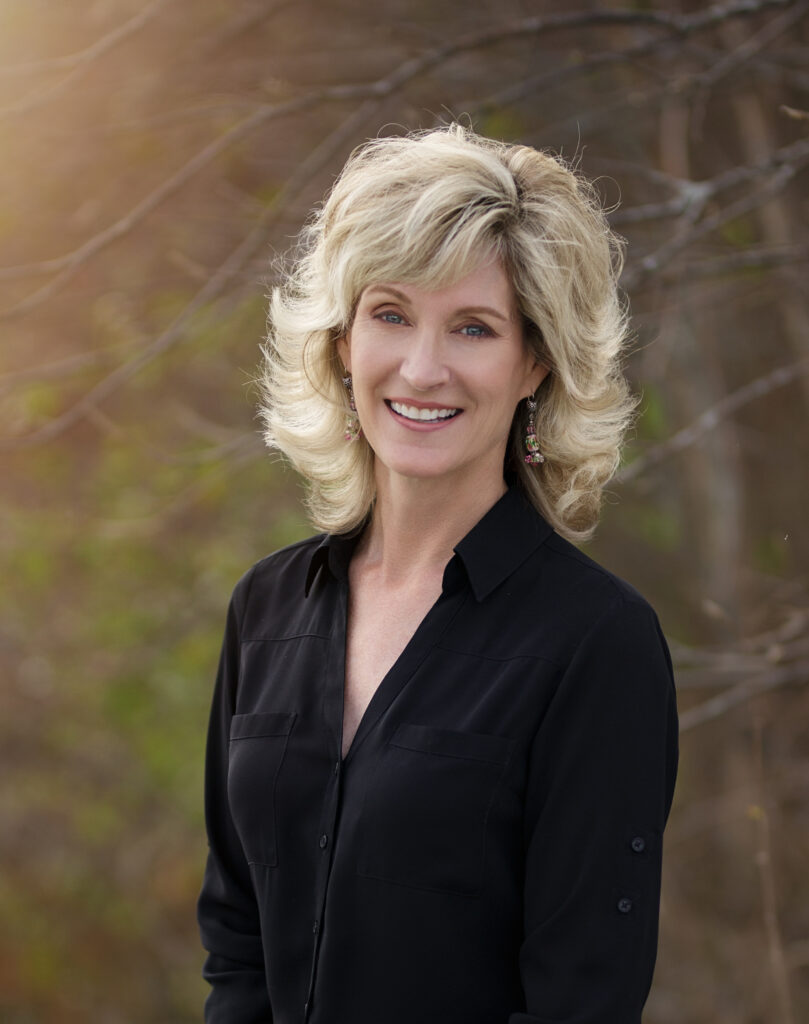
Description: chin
xmin=372 ymin=448 xmax=462 ymax=481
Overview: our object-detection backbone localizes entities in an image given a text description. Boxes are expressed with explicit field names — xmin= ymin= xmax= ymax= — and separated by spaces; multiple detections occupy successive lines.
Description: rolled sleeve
xmin=511 ymin=599 xmax=679 ymax=1024
xmin=197 ymin=571 xmax=273 ymax=1023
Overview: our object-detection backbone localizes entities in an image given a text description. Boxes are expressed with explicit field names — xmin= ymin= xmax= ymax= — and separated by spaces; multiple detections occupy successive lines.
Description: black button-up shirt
xmin=197 ymin=486 xmax=679 ymax=1024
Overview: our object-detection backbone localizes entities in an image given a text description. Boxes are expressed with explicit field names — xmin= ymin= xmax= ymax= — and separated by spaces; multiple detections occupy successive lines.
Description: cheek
xmin=351 ymin=344 xmax=393 ymax=390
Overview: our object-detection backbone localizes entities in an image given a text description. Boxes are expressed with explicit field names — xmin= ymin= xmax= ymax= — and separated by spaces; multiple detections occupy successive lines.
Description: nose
xmin=399 ymin=325 xmax=450 ymax=391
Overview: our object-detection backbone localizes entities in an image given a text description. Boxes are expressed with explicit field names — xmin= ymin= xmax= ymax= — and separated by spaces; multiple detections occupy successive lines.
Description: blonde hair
xmin=260 ymin=124 xmax=635 ymax=542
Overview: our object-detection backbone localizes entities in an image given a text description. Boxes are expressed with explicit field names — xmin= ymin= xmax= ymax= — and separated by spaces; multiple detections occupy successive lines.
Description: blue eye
xmin=460 ymin=323 xmax=492 ymax=337
xmin=377 ymin=310 xmax=406 ymax=325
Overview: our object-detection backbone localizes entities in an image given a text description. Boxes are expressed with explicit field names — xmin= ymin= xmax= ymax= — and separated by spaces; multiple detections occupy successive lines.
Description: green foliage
xmin=479 ymin=109 xmax=525 ymax=142
xmin=625 ymin=501 xmax=681 ymax=553
xmin=17 ymin=382 xmax=62 ymax=426
xmin=719 ymin=216 xmax=757 ymax=247
xmin=752 ymin=531 xmax=790 ymax=575
xmin=12 ymin=544 xmax=54 ymax=592
xmin=254 ymin=181 xmax=283 ymax=206
xmin=636 ymin=384 xmax=668 ymax=440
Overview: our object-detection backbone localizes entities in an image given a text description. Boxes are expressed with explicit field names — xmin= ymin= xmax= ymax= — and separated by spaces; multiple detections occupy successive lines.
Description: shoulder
xmin=536 ymin=529 xmax=658 ymax=621
xmin=538 ymin=531 xmax=674 ymax=689
xmin=227 ymin=532 xmax=327 ymax=626
xmin=542 ymin=530 xmax=650 ymax=607
xmin=512 ymin=525 xmax=670 ymax=668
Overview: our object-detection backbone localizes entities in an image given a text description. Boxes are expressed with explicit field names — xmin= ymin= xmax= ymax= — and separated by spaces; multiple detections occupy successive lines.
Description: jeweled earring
xmin=342 ymin=371 xmax=361 ymax=442
xmin=523 ymin=393 xmax=544 ymax=464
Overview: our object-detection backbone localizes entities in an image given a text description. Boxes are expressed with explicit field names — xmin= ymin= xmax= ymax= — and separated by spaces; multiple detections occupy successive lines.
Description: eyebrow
xmin=363 ymin=285 xmax=512 ymax=322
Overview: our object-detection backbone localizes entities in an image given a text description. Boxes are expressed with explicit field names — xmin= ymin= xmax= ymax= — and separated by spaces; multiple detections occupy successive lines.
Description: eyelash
xmin=377 ymin=310 xmax=406 ymax=325
xmin=374 ymin=310 xmax=494 ymax=337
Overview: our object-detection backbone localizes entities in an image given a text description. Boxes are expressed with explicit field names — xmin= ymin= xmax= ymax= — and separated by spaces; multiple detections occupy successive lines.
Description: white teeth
xmin=390 ymin=402 xmax=459 ymax=422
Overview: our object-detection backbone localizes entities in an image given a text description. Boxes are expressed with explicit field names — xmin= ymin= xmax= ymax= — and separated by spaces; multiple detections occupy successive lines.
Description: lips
xmin=387 ymin=400 xmax=460 ymax=422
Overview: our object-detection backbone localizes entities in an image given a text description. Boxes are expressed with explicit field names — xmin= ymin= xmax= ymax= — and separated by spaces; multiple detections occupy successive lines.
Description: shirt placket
xmin=303 ymin=575 xmax=349 ymax=1021
xmin=302 ymin=560 xmax=469 ymax=1023
xmin=303 ymin=755 xmax=343 ymax=1018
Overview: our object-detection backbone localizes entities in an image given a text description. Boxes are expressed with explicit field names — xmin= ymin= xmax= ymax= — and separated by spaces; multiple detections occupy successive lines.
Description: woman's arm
xmin=197 ymin=574 xmax=273 ymax=1022
xmin=511 ymin=599 xmax=679 ymax=1024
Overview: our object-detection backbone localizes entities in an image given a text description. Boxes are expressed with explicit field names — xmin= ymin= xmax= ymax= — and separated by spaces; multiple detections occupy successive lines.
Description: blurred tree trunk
xmin=657 ymin=95 xmax=744 ymax=633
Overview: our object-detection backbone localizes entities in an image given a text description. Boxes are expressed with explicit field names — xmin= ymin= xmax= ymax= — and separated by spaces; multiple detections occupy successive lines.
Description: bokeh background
xmin=2 ymin=0 xmax=808 ymax=1020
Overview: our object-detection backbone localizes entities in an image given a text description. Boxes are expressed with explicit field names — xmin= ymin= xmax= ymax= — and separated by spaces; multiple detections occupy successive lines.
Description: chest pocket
xmin=358 ymin=723 xmax=514 ymax=896
xmin=227 ymin=711 xmax=296 ymax=867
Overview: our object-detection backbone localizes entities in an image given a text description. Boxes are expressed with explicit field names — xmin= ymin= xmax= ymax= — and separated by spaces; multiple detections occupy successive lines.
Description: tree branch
xmin=0 ymin=0 xmax=171 ymax=77
xmin=621 ymin=159 xmax=806 ymax=289
xmin=0 ymin=0 xmax=172 ymax=121
xmin=1 ymin=0 xmax=800 ymax=318
xmin=612 ymin=135 xmax=809 ymax=229
xmin=617 ymin=355 xmax=809 ymax=483
xmin=0 ymin=97 xmax=386 ymax=447
xmin=675 ymin=241 xmax=809 ymax=279
xmin=679 ymin=661 xmax=809 ymax=730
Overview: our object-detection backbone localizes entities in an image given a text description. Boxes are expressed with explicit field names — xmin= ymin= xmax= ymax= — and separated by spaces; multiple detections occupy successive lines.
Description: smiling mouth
xmin=387 ymin=401 xmax=461 ymax=422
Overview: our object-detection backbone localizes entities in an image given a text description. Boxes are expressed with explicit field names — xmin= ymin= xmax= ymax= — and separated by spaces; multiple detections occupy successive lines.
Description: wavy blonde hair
xmin=260 ymin=124 xmax=635 ymax=542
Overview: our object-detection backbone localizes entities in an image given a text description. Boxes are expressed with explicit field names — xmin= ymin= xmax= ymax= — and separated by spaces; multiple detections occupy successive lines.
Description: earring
xmin=342 ymin=372 xmax=362 ymax=442
xmin=523 ymin=394 xmax=544 ymax=464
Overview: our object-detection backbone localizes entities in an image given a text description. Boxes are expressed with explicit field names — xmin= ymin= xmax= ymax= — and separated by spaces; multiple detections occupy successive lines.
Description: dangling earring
xmin=523 ymin=393 xmax=544 ymax=464
xmin=342 ymin=371 xmax=361 ymax=442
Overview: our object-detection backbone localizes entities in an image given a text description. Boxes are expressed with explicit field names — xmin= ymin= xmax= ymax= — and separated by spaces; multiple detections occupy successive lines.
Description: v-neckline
xmin=334 ymin=574 xmax=466 ymax=766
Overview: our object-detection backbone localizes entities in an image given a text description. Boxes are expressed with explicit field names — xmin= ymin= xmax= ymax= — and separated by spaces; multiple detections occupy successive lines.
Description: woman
xmin=197 ymin=125 xmax=679 ymax=1024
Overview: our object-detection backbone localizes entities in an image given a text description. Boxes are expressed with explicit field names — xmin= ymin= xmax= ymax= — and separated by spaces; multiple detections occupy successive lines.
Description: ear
xmin=526 ymin=360 xmax=550 ymax=396
xmin=336 ymin=333 xmax=350 ymax=371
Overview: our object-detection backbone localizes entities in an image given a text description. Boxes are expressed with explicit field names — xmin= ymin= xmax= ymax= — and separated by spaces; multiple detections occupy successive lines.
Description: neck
xmin=356 ymin=466 xmax=508 ymax=585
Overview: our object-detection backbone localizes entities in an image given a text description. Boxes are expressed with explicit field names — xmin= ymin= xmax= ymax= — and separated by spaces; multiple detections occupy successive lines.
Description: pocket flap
xmin=390 ymin=723 xmax=513 ymax=765
xmin=229 ymin=711 xmax=296 ymax=741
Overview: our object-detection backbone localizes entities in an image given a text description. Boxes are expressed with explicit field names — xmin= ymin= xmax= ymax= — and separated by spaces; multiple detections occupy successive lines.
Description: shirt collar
xmin=304 ymin=527 xmax=360 ymax=596
xmin=453 ymin=485 xmax=552 ymax=601
xmin=304 ymin=485 xmax=552 ymax=602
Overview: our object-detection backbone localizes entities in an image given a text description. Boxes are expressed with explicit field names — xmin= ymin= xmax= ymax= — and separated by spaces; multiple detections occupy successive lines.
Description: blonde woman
xmin=197 ymin=125 xmax=678 ymax=1024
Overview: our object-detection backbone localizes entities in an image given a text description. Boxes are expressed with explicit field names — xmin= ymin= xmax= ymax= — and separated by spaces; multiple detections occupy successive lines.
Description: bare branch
xmin=617 ymin=356 xmax=809 ymax=484
xmin=694 ymin=0 xmax=809 ymax=90
xmin=0 ymin=229 xmax=269 ymax=448
xmin=473 ymin=4 xmax=806 ymax=144
xmin=195 ymin=0 xmax=296 ymax=57
xmin=0 ymin=97 xmax=317 ymax=315
xmin=612 ymin=135 xmax=809 ymax=229
xmin=0 ymin=0 xmax=171 ymax=77
xmin=679 ymin=662 xmax=809 ymax=730
xmin=0 ymin=97 xmax=386 ymax=448
xmin=621 ymin=159 xmax=807 ymax=289
xmin=781 ymin=103 xmax=809 ymax=120
xmin=674 ymin=241 xmax=809 ymax=278
xmin=0 ymin=0 xmax=172 ymax=121
xmin=676 ymin=639 xmax=809 ymax=687
xmin=473 ymin=1 xmax=809 ymax=119
xmin=94 ymin=435 xmax=264 ymax=542
xmin=1 ymin=0 xmax=801 ymax=318
xmin=0 ymin=344 xmax=134 ymax=392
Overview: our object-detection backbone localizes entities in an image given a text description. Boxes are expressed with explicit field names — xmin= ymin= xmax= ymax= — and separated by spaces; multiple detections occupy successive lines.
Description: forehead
xmin=359 ymin=259 xmax=518 ymax=315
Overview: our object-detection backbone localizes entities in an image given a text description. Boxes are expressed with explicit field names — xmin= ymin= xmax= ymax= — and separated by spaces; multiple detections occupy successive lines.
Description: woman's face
xmin=337 ymin=259 xmax=547 ymax=491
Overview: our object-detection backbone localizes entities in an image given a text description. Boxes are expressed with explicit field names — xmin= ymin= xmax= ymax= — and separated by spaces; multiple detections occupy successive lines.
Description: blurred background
xmin=1 ymin=0 xmax=808 ymax=1020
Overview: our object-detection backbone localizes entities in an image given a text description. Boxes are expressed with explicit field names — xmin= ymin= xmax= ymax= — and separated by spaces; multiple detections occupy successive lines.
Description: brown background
xmin=1 ymin=0 xmax=808 ymax=1020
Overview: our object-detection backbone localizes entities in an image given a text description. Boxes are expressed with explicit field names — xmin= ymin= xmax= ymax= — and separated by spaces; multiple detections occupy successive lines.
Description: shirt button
xmin=617 ymin=897 xmax=633 ymax=913
xmin=630 ymin=836 xmax=646 ymax=853
xmin=319 ymin=833 xmax=329 ymax=849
